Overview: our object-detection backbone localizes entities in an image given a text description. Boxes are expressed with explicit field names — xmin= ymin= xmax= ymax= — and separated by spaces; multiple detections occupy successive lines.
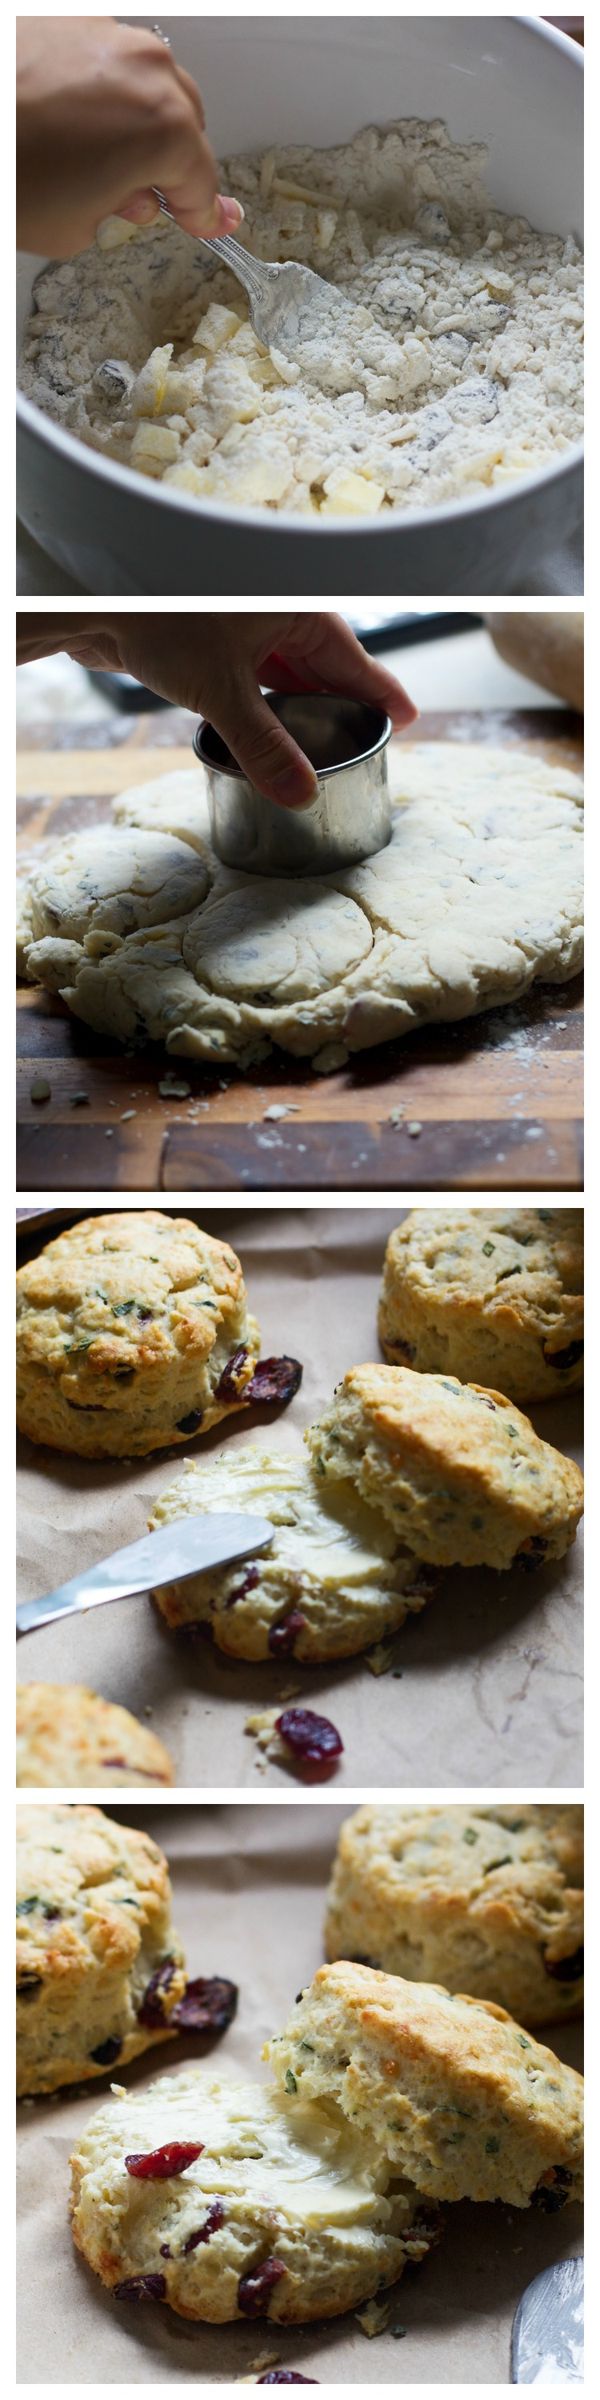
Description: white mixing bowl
xmin=16 ymin=13 xmax=583 ymax=594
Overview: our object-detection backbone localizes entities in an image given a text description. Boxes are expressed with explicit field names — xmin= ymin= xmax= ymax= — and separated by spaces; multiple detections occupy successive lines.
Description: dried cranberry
xmin=226 ymin=1564 xmax=260 ymax=1608
xmin=114 ymin=2274 xmax=167 ymax=2302
xmin=17 ymin=1975 xmax=42 ymax=1996
xmin=387 ymin=1341 xmax=416 ymax=1365
xmin=44 ymin=1905 xmax=61 ymax=1921
xmin=245 ymin=1357 xmax=302 ymax=1407
xmin=176 ymin=1408 xmax=204 ymax=1434
xmin=159 ymin=2244 xmax=172 ymax=2259
xmin=543 ymin=1945 xmax=584 ymax=1982
xmin=172 ymin=1975 xmax=238 ymax=2035
xmin=515 ymin=1537 xmax=548 ymax=1573
xmin=542 ymin=1338 xmax=584 ymax=1372
xmin=531 ymin=2167 xmax=572 ymax=2213
xmin=238 ymin=2257 xmax=287 ymax=2317
xmin=137 ymin=1958 xmax=176 ymax=2027
xmin=215 ymin=1347 xmax=249 ymax=1403
xmin=182 ymin=2200 xmax=225 ymax=2253
xmin=126 ymin=2142 xmax=204 ymax=2179
xmin=259 ymin=2377 xmax=319 ymax=2385
xmin=268 ymin=1610 xmax=307 ymax=1657
xmin=275 ymin=1708 xmax=343 ymax=1777
xmin=90 ymin=2036 xmax=122 ymax=2066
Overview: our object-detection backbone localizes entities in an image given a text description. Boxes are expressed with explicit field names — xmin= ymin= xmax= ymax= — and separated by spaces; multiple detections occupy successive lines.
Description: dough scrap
xmin=18 ymin=744 xmax=583 ymax=1070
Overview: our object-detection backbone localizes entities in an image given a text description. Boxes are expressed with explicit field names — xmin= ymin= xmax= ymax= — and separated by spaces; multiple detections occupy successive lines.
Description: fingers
xmin=274 ymin=612 xmax=418 ymax=731
xmin=148 ymin=80 xmax=241 ymax=239
xmin=115 ymin=189 xmax=161 ymax=226
xmin=115 ymin=188 xmax=243 ymax=236
xmin=163 ymin=190 xmax=245 ymax=238
xmin=210 ymin=679 xmax=318 ymax=810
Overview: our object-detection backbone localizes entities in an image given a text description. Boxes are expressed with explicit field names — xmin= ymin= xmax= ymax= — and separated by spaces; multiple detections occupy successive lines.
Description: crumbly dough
xmin=269 ymin=1963 xmax=584 ymax=2209
xmin=379 ymin=1208 xmax=584 ymax=1401
xmin=18 ymin=743 xmax=583 ymax=1072
xmin=19 ymin=119 xmax=583 ymax=520
xmin=70 ymin=2069 xmax=430 ymax=2323
xmin=149 ymin=1446 xmax=436 ymax=1661
xmin=15 ymin=1209 xmax=260 ymax=1458
xmin=307 ymin=1364 xmax=584 ymax=1570
xmin=17 ymin=1804 xmax=185 ymax=2096
xmin=325 ymin=1805 xmax=584 ymax=2026
xmin=16 ymin=1683 xmax=174 ymax=1789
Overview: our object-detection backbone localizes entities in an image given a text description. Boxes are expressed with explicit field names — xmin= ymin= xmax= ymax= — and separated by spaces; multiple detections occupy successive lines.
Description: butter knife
xmin=16 ymin=1513 xmax=274 ymax=1636
xmin=511 ymin=2257 xmax=584 ymax=2382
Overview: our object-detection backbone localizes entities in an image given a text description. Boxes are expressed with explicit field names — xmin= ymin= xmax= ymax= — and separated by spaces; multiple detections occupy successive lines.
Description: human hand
xmin=17 ymin=15 xmax=243 ymax=257
xmin=22 ymin=612 xmax=416 ymax=809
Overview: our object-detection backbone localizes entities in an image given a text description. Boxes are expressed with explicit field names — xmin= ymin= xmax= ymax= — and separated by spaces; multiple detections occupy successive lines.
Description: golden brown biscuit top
xmin=332 ymin=1364 xmax=583 ymax=1512
xmin=16 ymin=1803 xmax=174 ymax=1990
xmin=16 ymin=1683 xmax=173 ymax=1788
xmin=335 ymin=1805 xmax=583 ymax=1971
xmin=16 ymin=1209 xmax=245 ymax=1386
xmin=392 ymin=1209 xmax=583 ymax=1349
xmin=292 ymin=1961 xmax=583 ymax=2144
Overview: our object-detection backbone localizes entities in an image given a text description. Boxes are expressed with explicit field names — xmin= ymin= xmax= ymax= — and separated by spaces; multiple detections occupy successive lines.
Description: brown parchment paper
xmin=16 ymin=1208 xmax=583 ymax=1789
xmin=16 ymin=1802 xmax=584 ymax=2385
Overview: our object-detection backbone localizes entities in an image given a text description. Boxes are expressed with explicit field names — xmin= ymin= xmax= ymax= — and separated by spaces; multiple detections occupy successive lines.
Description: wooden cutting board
xmin=17 ymin=705 xmax=583 ymax=1194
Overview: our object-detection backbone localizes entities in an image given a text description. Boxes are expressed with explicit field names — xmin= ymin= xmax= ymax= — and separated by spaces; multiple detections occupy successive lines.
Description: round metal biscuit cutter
xmin=194 ymin=693 xmax=393 ymax=874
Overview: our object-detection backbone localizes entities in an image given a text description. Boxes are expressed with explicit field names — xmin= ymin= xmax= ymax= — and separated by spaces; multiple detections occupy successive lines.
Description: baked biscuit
xmin=150 ymin=1447 xmax=436 ymax=1662
xmin=16 ymin=1210 xmax=263 ymax=1458
xmin=70 ymin=2069 xmax=431 ymax=2323
xmin=17 ymin=1683 xmax=174 ymax=1789
xmin=379 ymin=1209 xmax=583 ymax=1402
xmin=325 ymin=1805 xmax=583 ymax=2027
xmin=306 ymin=1364 xmax=583 ymax=1570
xmin=17 ymin=1804 xmax=186 ymax=2095
xmin=269 ymin=1962 xmax=584 ymax=2209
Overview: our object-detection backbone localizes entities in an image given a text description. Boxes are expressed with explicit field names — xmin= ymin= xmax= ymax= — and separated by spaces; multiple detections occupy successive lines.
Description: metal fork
xmin=155 ymin=197 xmax=350 ymax=360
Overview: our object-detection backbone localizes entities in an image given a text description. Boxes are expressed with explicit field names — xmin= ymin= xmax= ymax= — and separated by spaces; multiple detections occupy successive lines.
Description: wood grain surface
xmin=17 ymin=705 xmax=583 ymax=1195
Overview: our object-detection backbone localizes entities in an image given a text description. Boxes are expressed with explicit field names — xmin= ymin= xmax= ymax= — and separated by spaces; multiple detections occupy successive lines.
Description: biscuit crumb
xmin=245 ymin=1707 xmax=279 ymax=1753
xmin=365 ymin=1641 xmax=396 ymax=1677
xmin=355 ymin=2296 xmax=392 ymax=2337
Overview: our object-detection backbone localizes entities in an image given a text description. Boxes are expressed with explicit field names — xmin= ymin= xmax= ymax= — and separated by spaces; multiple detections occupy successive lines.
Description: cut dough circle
xmin=182 ymin=881 xmax=373 ymax=1002
xmin=18 ymin=825 xmax=211 ymax=963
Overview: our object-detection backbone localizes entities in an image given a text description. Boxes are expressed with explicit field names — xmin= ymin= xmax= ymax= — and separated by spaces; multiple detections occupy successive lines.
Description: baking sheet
xmin=16 ymin=1208 xmax=583 ymax=1789
xmin=16 ymin=1801 xmax=584 ymax=2385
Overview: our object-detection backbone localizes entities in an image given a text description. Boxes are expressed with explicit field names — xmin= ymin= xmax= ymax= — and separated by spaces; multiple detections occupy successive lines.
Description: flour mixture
xmin=19 ymin=118 xmax=583 ymax=518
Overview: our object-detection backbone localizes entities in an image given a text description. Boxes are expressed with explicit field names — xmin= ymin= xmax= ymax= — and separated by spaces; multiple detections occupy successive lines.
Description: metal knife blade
xmin=16 ymin=1512 xmax=274 ymax=1636
xmin=511 ymin=2257 xmax=584 ymax=2382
